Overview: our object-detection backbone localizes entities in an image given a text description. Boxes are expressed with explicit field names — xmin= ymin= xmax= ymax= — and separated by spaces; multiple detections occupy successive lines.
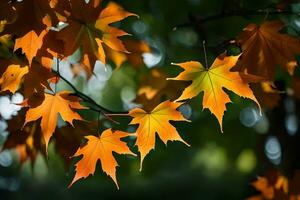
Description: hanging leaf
xmin=169 ymin=53 xmax=260 ymax=131
xmin=129 ymin=100 xmax=190 ymax=170
xmin=69 ymin=129 xmax=136 ymax=189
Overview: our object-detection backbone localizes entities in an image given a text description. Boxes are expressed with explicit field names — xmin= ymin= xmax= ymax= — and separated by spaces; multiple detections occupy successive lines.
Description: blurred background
xmin=1 ymin=0 xmax=300 ymax=199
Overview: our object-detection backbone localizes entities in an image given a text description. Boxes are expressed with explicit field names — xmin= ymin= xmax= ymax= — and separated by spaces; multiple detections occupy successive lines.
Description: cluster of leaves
xmin=0 ymin=0 xmax=300 ymax=191
xmin=248 ymin=170 xmax=300 ymax=200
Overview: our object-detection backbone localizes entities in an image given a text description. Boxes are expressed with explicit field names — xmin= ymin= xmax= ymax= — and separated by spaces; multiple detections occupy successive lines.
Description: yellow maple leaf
xmin=129 ymin=100 xmax=190 ymax=170
xmin=169 ymin=54 xmax=260 ymax=131
xmin=0 ymin=64 xmax=29 ymax=93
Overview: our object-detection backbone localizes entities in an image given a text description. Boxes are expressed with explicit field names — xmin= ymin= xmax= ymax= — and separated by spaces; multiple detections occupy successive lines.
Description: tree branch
xmin=175 ymin=8 xmax=299 ymax=29
xmin=52 ymin=69 xmax=129 ymax=123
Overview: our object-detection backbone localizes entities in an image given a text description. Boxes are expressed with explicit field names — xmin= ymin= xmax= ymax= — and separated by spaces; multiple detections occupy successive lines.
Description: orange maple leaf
xmin=248 ymin=170 xmax=300 ymax=200
xmin=56 ymin=1 xmax=136 ymax=72
xmin=0 ymin=64 xmax=29 ymax=93
xmin=22 ymin=60 xmax=55 ymax=98
xmin=14 ymin=30 xmax=47 ymax=65
xmin=106 ymin=40 xmax=150 ymax=68
xmin=69 ymin=129 xmax=136 ymax=189
xmin=235 ymin=20 xmax=300 ymax=79
xmin=129 ymin=100 xmax=190 ymax=170
xmin=4 ymin=115 xmax=44 ymax=165
xmin=169 ymin=54 xmax=260 ymax=131
xmin=251 ymin=176 xmax=275 ymax=199
xmin=24 ymin=91 xmax=86 ymax=150
xmin=0 ymin=0 xmax=63 ymax=37
xmin=134 ymin=68 xmax=188 ymax=111
xmin=0 ymin=0 xmax=65 ymax=65
xmin=54 ymin=121 xmax=98 ymax=167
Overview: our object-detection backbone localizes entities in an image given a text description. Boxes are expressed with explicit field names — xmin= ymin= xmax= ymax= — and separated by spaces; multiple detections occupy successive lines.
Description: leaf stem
xmin=202 ymin=40 xmax=208 ymax=70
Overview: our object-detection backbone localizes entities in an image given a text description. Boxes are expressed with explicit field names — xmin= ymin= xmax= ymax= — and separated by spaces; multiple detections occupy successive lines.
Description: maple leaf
xmin=234 ymin=20 xmax=300 ymax=79
xmin=0 ymin=0 xmax=65 ymax=64
xmin=0 ymin=64 xmax=28 ymax=93
xmin=138 ymin=69 xmax=168 ymax=100
xmin=250 ymin=177 xmax=274 ymax=199
xmin=0 ymin=0 xmax=62 ymax=37
xmin=1 ymin=3 xmax=61 ymax=64
xmin=129 ymin=100 xmax=189 ymax=170
xmin=54 ymin=121 xmax=97 ymax=167
xmin=22 ymin=60 xmax=55 ymax=98
xmin=24 ymin=91 xmax=86 ymax=150
xmin=168 ymin=54 xmax=260 ymax=131
xmin=3 ymin=115 xmax=45 ymax=165
xmin=106 ymin=40 xmax=150 ymax=68
xmin=69 ymin=129 xmax=135 ymax=189
xmin=56 ymin=1 xmax=136 ymax=72
xmin=135 ymin=68 xmax=187 ymax=111
xmin=251 ymin=82 xmax=281 ymax=109
xmin=248 ymin=170 xmax=300 ymax=200
xmin=14 ymin=30 xmax=47 ymax=65
xmin=36 ymin=30 xmax=65 ymax=59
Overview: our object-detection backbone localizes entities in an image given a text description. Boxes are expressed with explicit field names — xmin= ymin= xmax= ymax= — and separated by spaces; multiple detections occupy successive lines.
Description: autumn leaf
xmin=234 ymin=20 xmax=300 ymax=79
xmin=22 ymin=60 xmax=55 ymax=98
xmin=56 ymin=1 xmax=136 ymax=72
xmin=168 ymin=53 xmax=260 ymax=131
xmin=69 ymin=129 xmax=136 ymax=189
xmin=106 ymin=39 xmax=150 ymax=68
xmin=3 ymin=115 xmax=45 ymax=165
xmin=248 ymin=170 xmax=300 ymax=200
xmin=129 ymin=100 xmax=190 ymax=170
xmin=54 ymin=121 xmax=97 ymax=167
xmin=0 ymin=0 xmax=64 ymax=64
xmin=250 ymin=177 xmax=274 ymax=199
xmin=135 ymin=68 xmax=187 ymax=111
xmin=251 ymin=82 xmax=281 ymax=109
xmin=24 ymin=91 xmax=86 ymax=150
xmin=138 ymin=68 xmax=168 ymax=100
xmin=0 ymin=0 xmax=62 ymax=37
xmin=0 ymin=64 xmax=28 ymax=93
xmin=36 ymin=31 xmax=65 ymax=59
xmin=14 ymin=30 xmax=47 ymax=65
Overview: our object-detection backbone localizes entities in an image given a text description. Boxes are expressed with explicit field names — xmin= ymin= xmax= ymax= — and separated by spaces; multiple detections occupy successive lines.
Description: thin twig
xmin=175 ymin=9 xmax=298 ymax=29
xmin=55 ymin=57 xmax=60 ymax=93
xmin=52 ymin=69 xmax=128 ymax=123
xmin=106 ymin=113 xmax=130 ymax=117
xmin=97 ymin=112 xmax=101 ymax=135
